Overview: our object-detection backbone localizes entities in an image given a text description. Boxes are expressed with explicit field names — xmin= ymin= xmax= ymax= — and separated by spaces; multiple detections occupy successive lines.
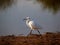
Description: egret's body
xmin=24 ymin=17 xmax=42 ymax=35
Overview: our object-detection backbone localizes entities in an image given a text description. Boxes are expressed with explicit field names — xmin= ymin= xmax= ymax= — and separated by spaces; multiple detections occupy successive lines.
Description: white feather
xmin=25 ymin=17 xmax=42 ymax=30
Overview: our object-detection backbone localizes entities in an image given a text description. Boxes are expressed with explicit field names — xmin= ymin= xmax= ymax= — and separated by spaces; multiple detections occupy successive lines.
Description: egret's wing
xmin=29 ymin=21 xmax=42 ymax=29
xmin=34 ymin=22 xmax=42 ymax=29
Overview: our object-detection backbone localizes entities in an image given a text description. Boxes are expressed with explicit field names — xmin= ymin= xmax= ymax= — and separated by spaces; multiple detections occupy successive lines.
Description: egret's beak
xmin=23 ymin=18 xmax=27 ymax=21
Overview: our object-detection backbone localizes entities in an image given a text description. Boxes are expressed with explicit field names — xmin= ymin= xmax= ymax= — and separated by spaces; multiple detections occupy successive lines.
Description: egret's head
xmin=23 ymin=17 xmax=30 ymax=21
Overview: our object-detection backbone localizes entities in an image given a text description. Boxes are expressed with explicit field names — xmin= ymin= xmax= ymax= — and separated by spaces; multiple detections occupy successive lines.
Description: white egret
xmin=23 ymin=17 xmax=42 ymax=35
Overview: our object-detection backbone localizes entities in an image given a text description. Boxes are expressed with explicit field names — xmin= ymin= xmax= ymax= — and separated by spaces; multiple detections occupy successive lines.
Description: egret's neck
xmin=26 ymin=20 xmax=30 ymax=24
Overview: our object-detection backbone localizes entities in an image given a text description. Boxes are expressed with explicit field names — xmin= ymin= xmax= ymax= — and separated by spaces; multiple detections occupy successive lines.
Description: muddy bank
xmin=0 ymin=32 xmax=60 ymax=45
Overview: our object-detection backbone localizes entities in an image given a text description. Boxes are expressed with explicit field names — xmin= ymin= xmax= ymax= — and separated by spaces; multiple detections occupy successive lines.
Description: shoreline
xmin=0 ymin=32 xmax=60 ymax=45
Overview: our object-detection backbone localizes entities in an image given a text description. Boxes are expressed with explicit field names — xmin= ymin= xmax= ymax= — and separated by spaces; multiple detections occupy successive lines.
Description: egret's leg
xmin=37 ymin=30 xmax=42 ymax=36
xmin=29 ymin=30 xmax=32 ymax=35
xmin=27 ymin=30 xmax=32 ymax=36
xmin=37 ymin=30 xmax=40 ymax=34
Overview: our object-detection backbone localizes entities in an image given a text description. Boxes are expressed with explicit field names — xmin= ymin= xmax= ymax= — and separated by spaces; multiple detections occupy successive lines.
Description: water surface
xmin=0 ymin=0 xmax=60 ymax=36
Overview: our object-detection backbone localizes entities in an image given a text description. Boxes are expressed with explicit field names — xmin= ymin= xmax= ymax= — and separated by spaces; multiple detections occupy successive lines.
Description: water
xmin=0 ymin=0 xmax=60 ymax=36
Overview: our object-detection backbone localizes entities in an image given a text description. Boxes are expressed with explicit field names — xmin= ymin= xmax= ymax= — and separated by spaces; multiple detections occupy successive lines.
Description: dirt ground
xmin=0 ymin=32 xmax=60 ymax=45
